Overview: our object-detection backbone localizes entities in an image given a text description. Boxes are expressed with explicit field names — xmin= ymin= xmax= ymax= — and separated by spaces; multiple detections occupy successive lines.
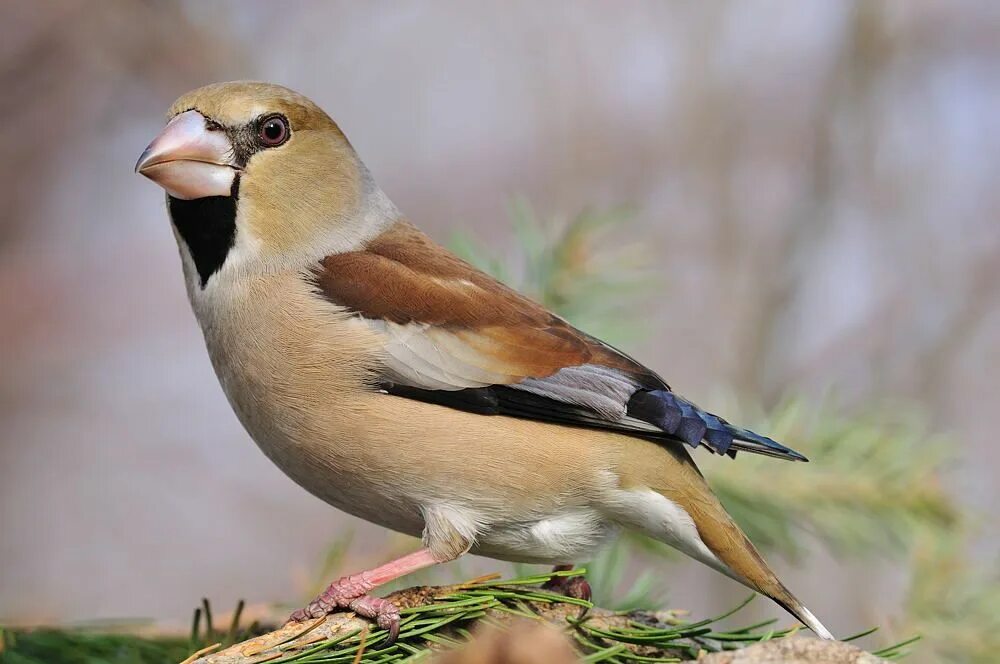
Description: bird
xmin=135 ymin=81 xmax=833 ymax=643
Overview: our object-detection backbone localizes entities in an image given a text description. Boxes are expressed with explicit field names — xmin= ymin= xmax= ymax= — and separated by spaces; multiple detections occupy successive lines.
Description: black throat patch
xmin=167 ymin=176 xmax=240 ymax=288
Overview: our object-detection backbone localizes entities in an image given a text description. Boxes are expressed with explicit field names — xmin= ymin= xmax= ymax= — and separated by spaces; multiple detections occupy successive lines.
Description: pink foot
xmin=289 ymin=549 xmax=439 ymax=644
xmin=290 ymin=572 xmax=401 ymax=643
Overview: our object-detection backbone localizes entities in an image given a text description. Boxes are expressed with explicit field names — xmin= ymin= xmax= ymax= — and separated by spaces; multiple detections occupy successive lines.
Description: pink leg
xmin=290 ymin=549 xmax=439 ymax=642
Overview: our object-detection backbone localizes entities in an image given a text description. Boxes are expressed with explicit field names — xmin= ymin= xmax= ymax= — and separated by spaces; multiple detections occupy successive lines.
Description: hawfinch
xmin=136 ymin=82 xmax=832 ymax=642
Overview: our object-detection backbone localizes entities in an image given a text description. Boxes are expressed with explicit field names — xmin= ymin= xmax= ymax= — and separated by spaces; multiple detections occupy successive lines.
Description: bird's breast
xmin=186 ymin=270 xmax=426 ymax=533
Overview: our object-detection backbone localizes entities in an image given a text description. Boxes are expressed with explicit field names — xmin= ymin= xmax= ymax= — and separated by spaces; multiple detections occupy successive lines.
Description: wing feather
xmin=314 ymin=221 xmax=806 ymax=461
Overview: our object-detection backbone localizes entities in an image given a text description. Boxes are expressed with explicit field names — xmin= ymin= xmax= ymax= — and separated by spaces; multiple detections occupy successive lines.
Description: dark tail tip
xmin=627 ymin=389 xmax=808 ymax=461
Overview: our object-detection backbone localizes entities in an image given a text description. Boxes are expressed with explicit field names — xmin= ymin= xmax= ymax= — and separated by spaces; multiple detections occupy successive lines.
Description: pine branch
xmin=175 ymin=572 xmax=884 ymax=664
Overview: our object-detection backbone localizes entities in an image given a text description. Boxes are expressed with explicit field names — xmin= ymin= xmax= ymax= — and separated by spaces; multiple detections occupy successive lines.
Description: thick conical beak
xmin=135 ymin=110 xmax=237 ymax=200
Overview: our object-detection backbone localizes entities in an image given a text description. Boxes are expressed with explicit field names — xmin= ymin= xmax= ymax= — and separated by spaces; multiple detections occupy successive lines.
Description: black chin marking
xmin=168 ymin=176 xmax=240 ymax=288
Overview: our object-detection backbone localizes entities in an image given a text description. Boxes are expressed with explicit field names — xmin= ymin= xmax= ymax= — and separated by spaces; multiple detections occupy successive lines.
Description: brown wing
xmin=313 ymin=221 xmax=805 ymax=460
xmin=315 ymin=221 xmax=654 ymax=381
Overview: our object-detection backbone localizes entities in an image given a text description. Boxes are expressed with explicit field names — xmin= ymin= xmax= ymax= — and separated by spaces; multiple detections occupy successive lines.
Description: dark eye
xmin=258 ymin=115 xmax=289 ymax=147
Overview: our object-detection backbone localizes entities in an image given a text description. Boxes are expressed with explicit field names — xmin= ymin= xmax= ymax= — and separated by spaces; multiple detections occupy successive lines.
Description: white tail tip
xmin=798 ymin=605 xmax=835 ymax=640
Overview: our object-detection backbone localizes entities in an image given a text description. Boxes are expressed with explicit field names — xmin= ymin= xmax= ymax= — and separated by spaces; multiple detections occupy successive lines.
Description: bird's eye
xmin=258 ymin=115 xmax=289 ymax=147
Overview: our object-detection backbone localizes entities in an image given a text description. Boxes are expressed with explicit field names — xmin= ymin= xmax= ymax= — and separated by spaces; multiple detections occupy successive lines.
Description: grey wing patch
xmin=512 ymin=364 xmax=642 ymax=420
xmin=364 ymin=317 xmax=656 ymax=426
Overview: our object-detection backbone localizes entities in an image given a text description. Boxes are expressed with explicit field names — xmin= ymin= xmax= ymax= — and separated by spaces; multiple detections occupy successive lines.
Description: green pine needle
xmin=0 ymin=572 xmax=882 ymax=663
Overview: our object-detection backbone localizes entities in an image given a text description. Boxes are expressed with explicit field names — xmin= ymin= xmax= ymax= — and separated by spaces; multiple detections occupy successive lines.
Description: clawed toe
xmin=288 ymin=606 xmax=312 ymax=623
xmin=349 ymin=595 xmax=401 ymax=643
xmin=553 ymin=576 xmax=591 ymax=603
xmin=287 ymin=551 xmax=439 ymax=642
xmin=543 ymin=570 xmax=592 ymax=619
xmin=543 ymin=575 xmax=591 ymax=601
xmin=290 ymin=576 xmax=401 ymax=644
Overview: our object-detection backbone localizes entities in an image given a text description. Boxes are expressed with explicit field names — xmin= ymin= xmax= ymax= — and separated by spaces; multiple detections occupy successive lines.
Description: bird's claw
xmin=543 ymin=572 xmax=592 ymax=619
xmin=543 ymin=574 xmax=592 ymax=602
xmin=290 ymin=574 xmax=401 ymax=644
xmin=349 ymin=595 xmax=401 ymax=644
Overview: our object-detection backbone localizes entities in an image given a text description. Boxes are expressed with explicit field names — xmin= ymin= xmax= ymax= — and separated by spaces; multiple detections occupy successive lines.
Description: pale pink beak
xmin=135 ymin=110 xmax=237 ymax=200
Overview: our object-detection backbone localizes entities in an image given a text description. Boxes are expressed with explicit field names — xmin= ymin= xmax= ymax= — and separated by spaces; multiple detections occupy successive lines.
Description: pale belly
xmin=193 ymin=273 xmax=624 ymax=564
xmin=226 ymin=385 xmax=620 ymax=564
xmin=210 ymin=340 xmax=620 ymax=563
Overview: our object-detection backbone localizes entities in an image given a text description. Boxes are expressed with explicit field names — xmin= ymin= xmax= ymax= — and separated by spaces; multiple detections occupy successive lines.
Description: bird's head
xmin=136 ymin=81 xmax=395 ymax=286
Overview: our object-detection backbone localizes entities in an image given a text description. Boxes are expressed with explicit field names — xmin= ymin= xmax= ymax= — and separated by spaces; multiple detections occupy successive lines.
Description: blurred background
xmin=1 ymin=1 xmax=998 ymax=661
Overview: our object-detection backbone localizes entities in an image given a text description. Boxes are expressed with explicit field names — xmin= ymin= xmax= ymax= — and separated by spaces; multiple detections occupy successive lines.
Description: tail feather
xmin=710 ymin=543 xmax=834 ymax=640
xmin=641 ymin=472 xmax=832 ymax=640
xmin=626 ymin=423 xmax=831 ymax=639
xmin=693 ymin=503 xmax=834 ymax=640
xmin=627 ymin=389 xmax=808 ymax=461
xmin=760 ymin=589 xmax=833 ymax=640
xmin=795 ymin=605 xmax=835 ymax=641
